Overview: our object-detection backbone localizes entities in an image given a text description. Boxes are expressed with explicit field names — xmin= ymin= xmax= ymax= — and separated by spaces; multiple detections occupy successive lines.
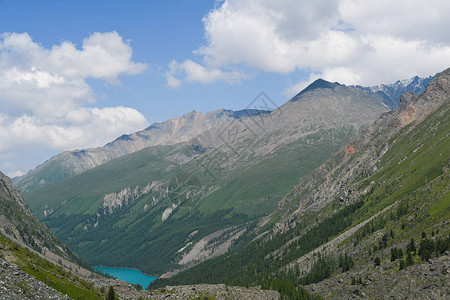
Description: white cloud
xmin=165 ymin=59 xmax=249 ymax=88
xmin=168 ymin=0 xmax=450 ymax=91
xmin=339 ymin=0 xmax=450 ymax=44
xmin=0 ymin=32 xmax=149 ymax=175
xmin=0 ymin=107 xmax=147 ymax=151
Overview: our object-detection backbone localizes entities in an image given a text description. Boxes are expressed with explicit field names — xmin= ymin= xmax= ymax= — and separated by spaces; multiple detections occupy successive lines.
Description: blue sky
xmin=0 ymin=0 xmax=449 ymax=176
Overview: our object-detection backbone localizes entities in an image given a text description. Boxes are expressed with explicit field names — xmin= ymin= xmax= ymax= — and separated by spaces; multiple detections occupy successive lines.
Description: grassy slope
xmin=353 ymin=99 xmax=449 ymax=224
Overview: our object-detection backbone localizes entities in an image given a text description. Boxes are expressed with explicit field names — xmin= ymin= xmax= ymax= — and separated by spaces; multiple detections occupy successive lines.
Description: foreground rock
xmin=0 ymin=258 xmax=69 ymax=300
xmin=148 ymin=284 xmax=279 ymax=300
xmin=307 ymin=255 xmax=450 ymax=299
xmin=90 ymin=279 xmax=279 ymax=300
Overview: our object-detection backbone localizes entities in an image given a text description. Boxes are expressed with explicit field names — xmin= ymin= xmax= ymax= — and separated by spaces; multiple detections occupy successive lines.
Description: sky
xmin=0 ymin=0 xmax=449 ymax=177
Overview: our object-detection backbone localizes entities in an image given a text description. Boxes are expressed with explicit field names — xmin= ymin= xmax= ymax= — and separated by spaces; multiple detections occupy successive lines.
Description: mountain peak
xmin=292 ymin=79 xmax=341 ymax=100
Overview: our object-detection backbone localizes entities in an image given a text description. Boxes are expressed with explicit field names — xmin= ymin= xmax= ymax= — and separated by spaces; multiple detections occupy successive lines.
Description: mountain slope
xmin=1 ymin=171 xmax=75 ymax=261
xmin=23 ymin=79 xmax=389 ymax=275
xmin=15 ymin=109 xmax=270 ymax=193
xmin=154 ymin=68 xmax=449 ymax=299
xmin=0 ymin=171 xmax=106 ymax=299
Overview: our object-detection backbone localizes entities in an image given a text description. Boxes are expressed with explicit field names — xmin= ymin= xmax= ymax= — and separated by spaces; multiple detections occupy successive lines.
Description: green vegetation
xmin=0 ymin=235 xmax=102 ymax=299
xmin=107 ymin=286 xmax=116 ymax=300
xmin=152 ymin=201 xmax=363 ymax=287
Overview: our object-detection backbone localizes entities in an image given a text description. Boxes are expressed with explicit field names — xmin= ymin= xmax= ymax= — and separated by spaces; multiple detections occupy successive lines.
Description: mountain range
xmin=22 ymin=77 xmax=390 ymax=276
xmin=3 ymin=69 xmax=447 ymax=299
xmin=14 ymin=75 xmax=433 ymax=194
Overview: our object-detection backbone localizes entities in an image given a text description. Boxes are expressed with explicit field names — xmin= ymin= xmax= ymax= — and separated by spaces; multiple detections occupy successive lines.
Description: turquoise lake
xmin=94 ymin=267 xmax=157 ymax=289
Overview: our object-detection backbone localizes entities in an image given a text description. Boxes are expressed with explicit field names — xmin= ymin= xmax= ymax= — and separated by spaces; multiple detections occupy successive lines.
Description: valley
xmin=22 ymin=79 xmax=390 ymax=276
xmin=1 ymin=69 xmax=448 ymax=299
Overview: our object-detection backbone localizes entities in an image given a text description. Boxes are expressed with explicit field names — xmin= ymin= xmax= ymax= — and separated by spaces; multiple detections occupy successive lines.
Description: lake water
xmin=94 ymin=266 xmax=157 ymax=289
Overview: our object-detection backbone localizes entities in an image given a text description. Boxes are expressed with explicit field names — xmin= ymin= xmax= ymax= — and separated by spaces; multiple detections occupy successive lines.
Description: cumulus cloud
xmin=0 ymin=107 xmax=147 ymax=151
xmin=165 ymin=59 xmax=249 ymax=88
xmin=167 ymin=0 xmax=450 ymax=91
xmin=0 ymin=32 xmax=148 ymax=175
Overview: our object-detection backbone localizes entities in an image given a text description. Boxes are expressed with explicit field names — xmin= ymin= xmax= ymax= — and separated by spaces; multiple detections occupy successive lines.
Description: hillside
xmin=0 ymin=171 xmax=77 ymax=263
xmin=23 ymin=79 xmax=389 ymax=276
xmin=0 ymin=171 xmax=108 ymax=299
xmin=153 ymin=68 xmax=449 ymax=299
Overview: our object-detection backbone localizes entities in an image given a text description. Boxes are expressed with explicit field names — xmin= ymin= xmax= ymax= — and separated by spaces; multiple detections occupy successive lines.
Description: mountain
xmin=155 ymin=68 xmax=449 ymax=299
xmin=15 ymin=108 xmax=270 ymax=193
xmin=353 ymin=75 xmax=434 ymax=109
xmin=22 ymin=79 xmax=390 ymax=276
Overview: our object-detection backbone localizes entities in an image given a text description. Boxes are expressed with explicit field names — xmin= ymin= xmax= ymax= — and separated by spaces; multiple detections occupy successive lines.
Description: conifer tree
xmin=406 ymin=251 xmax=414 ymax=267
xmin=107 ymin=286 xmax=116 ymax=300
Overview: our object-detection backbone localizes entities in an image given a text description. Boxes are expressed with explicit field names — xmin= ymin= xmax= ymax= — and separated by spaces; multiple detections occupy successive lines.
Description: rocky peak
xmin=292 ymin=79 xmax=341 ymax=100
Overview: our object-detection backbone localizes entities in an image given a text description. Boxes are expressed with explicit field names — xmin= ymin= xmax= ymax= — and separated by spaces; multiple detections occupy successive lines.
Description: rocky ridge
xmin=16 ymin=109 xmax=270 ymax=193
xmin=352 ymin=74 xmax=434 ymax=109
xmin=22 ymin=78 xmax=392 ymax=276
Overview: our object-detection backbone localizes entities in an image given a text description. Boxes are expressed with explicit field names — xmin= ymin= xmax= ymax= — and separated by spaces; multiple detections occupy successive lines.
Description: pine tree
xmin=107 ymin=286 xmax=116 ymax=300
xmin=406 ymin=251 xmax=414 ymax=267
xmin=418 ymin=238 xmax=435 ymax=261
xmin=391 ymin=248 xmax=397 ymax=261
xmin=407 ymin=238 xmax=416 ymax=255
